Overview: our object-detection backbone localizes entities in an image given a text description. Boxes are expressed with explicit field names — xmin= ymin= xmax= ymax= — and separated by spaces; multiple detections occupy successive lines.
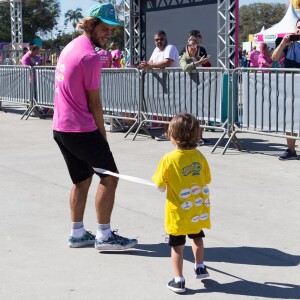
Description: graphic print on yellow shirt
xmin=152 ymin=149 xmax=211 ymax=236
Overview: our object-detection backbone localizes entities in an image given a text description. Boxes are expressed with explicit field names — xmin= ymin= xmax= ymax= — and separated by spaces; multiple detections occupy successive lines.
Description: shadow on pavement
xmin=100 ymin=244 xmax=300 ymax=298
xmin=129 ymin=244 xmax=300 ymax=267
xmin=185 ymin=279 xmax=300 ymax=299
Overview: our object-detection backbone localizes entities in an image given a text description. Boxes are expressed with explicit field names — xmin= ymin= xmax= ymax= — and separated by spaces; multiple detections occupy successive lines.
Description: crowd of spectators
xmin=16 ymin=23 xmax=300 ymax=158
xmin=239 ymin=37 xmax=292 ymax=69
xmin=137 ymin=29 xmax=212 ymax=144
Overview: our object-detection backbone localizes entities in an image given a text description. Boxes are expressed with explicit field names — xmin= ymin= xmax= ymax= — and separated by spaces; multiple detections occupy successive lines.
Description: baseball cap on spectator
xmin=88 ymin=3 xmax=123 ymax=26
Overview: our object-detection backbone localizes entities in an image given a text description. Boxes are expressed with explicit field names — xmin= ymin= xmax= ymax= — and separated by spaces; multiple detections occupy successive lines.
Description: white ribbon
xmin=93 ymin=168 xmax=155 ymax=187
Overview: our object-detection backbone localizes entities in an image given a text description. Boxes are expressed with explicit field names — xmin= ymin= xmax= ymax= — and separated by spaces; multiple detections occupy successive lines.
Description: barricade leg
xmin=0 ymin=102 xmax=7 ymax=113
xmin=211 ymin=131 xmax=227 ymax=153
xmin=22 ymin=105 xmax=45 ymax=120
xmin=124 ymin=120 xmax=139 ymax=138
xmin=130 ymin=120 xmax=154 ymax=141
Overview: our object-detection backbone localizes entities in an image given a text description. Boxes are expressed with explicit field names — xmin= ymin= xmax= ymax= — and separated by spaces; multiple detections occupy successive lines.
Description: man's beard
xmin=90 ymin=30 xmax=104 ymax=49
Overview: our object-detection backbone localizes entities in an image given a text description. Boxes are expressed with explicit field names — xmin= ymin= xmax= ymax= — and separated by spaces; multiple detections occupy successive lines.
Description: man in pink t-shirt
xmin=248 ymin=46 xmax=260 ymax=68
xmin=21 ymin=44 xmax=40 ymax=66
xmin=97 ymin=48 xmax=112 ymax=68
xmin=53 ymin=3 xmax=137 ymax=251
xmin=110 ymin=42 xmax=121 ymax=68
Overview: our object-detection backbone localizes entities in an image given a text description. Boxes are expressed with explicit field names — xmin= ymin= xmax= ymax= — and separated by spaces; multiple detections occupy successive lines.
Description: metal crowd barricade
xmin=223 ymin=67 xmax=300 ymax=154
xmin=0 ymin=65 xmax=32 ymax=118
xmin=131 ymin=67 xmax=228 ymax=144
xmin=101 ymin=68 xmax=140 ymax=133
xmin=27 ymin=66 xmax=56 ymax=119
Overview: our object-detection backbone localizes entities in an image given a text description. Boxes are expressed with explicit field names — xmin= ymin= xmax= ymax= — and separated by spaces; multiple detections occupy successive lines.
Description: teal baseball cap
xmin=88 ymin=3 xmax=123 ymax=26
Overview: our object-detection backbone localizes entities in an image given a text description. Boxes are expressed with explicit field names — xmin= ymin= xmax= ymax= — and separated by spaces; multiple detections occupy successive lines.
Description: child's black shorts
xmin=53 ymin=130 xmax=118 ymax=184
xmin=166 ymin=230 xmax=205 ymax=247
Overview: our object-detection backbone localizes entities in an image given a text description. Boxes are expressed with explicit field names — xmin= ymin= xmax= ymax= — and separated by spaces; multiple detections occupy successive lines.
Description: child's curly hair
xmin=167 ymin=113 xmax=199 ymax=149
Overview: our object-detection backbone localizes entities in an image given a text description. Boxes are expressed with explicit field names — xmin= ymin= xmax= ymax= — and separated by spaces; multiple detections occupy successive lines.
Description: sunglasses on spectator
xmin=197 ymin=35 xmax=202 ymax=38
xmin=154 ymin=38 xmax=165 ymax=42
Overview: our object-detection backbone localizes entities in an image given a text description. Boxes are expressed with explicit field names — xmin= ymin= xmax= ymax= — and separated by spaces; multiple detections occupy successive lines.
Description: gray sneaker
xmin=278 ymin=149 xmax=297 ymax=160
xmin=167 ymin=279 xmax=186 ymax=293
xmin=194 ymin=265 xmax=210 ymax=279
xmin=95 ymin=230 xmax=138 ymax=250
xmin=155 ymin=134 xmax=169 ymax=141
xmin=68 ymin=231 xmax=95 ymax=248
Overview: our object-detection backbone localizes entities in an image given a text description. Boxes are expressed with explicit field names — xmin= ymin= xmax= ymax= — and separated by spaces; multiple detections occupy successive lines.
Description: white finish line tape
xmin=93 ymin=168 xmax=155 ymax=187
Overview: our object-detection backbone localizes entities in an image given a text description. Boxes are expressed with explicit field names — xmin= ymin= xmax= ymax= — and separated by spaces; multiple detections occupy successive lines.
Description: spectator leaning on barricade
xmin=21 ymin=44 xmax=40 ymax=66
xmin=248 ymin=45 xmax=260 ymax=68
xmin=180 ymin=30 xmax=211 ymax=68
xmin=179 ymin=29 xmax=211 ymax=67
xmin=179 ymin=37 xmax=210 ymax=146
xmin=152 ymin=113 xmax=211 ymax=294
xmin=53 ymin=3 xmax=138 ymax=250
xmin=139 ymin=30 xmax=180 ymax=69
xmin=272 ymin=18 xmax=300 ymax=160
xmin=138 ymin=30 xmax=180 ymax=141
xmin=110 ymin=42 xmax=121 ymax=68
xmin=179 ymin=37 xmax=210 ymax=71
xmin=258 ymin=43 xmax=273 ymax=68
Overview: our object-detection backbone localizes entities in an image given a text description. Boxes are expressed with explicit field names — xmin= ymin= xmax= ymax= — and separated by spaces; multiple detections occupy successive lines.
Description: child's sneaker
xmin=167 ymin=279 xmax=186 ymax=293
xmin=94 ymin=230 xmax=138 ymax=250
xmin=194 ymin=265 xmax=210 ymax=278
xmin=68 ymin=231 xmax=95 ymax=248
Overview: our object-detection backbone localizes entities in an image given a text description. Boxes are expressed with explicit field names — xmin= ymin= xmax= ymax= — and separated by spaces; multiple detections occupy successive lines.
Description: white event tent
xmin=256 ymin=3 xmax=299 ymax=43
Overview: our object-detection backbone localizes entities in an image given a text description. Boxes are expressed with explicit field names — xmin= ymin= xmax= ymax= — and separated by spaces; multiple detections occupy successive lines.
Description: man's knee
xmin=74 ymin=176 xmax=93 ymax=190
xmin=101 ymin=175 xmax=118 ymax=189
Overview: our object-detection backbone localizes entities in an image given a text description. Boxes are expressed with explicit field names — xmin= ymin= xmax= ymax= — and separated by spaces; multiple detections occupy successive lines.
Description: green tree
xmin=43 ymin=32 xmax=73 ymax=51
xmin=64 ymin=8 xmax=83 ymax=37
xmin=108 ymin=25 xmax=124 ymax=50
xmin=239 ymin=3 xmax=286 ymax=45
xmin=0 ymin=0 xmax=60 ymax=42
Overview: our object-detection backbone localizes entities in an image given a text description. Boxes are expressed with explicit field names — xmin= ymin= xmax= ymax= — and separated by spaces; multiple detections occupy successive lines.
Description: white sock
xmin=174 ymin=276 xmax=185 ymax=283
xmin=96 ymin=223 xmax=111 ymax=241
xmin=70 ymin=222 xmax=85 ymax=238
xmin=195 ymin=263 xmax=205 ymax=269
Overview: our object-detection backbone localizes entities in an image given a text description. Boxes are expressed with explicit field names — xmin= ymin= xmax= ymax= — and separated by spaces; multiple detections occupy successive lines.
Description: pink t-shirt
xmin=258 ymin=54 xmax=273 ymax=68
xmin=21 ymin=52 xmax=39 ymax=66
xmin=111 ymin=49 xmax=121 ymax=68
xmin=248 ymin=50 xmax=260 ymax=67
xmin=53 ymin=35 xmax=102 ymax=132
xmin=97 ymin=49 xmax=112 ymax=68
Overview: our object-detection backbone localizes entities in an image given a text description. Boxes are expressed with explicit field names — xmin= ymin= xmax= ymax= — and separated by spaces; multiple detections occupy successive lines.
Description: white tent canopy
xmin=258 ymin=4 xmax=299 ymax=37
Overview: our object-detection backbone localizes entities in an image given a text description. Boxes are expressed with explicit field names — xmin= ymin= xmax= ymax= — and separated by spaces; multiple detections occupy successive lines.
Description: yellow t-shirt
xmin=152 ymin=148 xmax=211 ymax=235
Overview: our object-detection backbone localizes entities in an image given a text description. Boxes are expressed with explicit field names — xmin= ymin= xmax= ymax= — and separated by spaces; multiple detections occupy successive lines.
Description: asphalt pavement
xmin=1 ymin=105 xmax=300 ymax=300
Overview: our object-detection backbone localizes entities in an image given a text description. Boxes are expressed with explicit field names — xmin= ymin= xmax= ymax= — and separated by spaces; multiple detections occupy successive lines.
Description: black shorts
xmin=167 ymin=230 xmax=205 ymax=247
xmin=53 ymin=130 xmax=118 ymax=184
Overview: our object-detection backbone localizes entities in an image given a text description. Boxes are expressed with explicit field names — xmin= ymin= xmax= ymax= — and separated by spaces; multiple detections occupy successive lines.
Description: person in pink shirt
xmin=258 ymin=43 xmax=273 ymax=68
xmin=21 ymin=44 xmax=40 ymax=66
xmin=97 ymin=48 xmax=112 ymax=68
xmin=110 ymin=42 xmax=121 ymax=68
xmin=53 ymin=3 xmax=137 ymax=251
xmin=248 ymin=45 xmax=260 ymax=68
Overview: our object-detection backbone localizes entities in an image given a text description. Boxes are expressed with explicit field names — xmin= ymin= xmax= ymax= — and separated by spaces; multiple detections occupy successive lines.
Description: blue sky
xmin=59 ymin=0 xmax=289 ymax=33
